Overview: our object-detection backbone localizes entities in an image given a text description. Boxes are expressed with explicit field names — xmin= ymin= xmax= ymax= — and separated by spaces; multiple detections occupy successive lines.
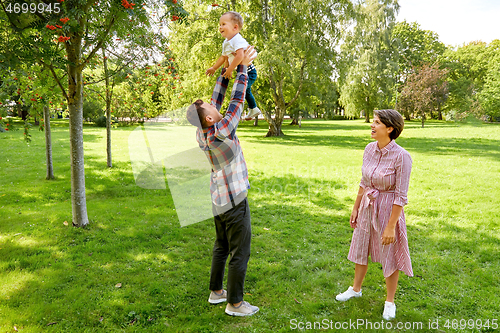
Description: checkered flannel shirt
xmin=196 ymin=65 xmax=250 ymax=207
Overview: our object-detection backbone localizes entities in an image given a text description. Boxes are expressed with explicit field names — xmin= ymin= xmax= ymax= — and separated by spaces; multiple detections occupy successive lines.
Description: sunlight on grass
xmin=0 ymin=272 xmax=37 ymax=298
xmin=11 ymin=236 xmax=43 ymax=247
xmin=132 ymin=253 xmax=174 ymax=263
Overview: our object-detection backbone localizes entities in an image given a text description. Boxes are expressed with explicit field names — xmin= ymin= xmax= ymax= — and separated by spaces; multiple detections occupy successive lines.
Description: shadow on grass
xmin=242 ymin=131 xmax=500 ymax=161
xmin=238 ymin=121 xmax=370 ymax=133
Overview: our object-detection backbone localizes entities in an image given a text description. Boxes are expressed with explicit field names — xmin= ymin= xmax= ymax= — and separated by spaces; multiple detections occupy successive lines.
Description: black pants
xmin=210 ymin=197 xmax=251 ymax=304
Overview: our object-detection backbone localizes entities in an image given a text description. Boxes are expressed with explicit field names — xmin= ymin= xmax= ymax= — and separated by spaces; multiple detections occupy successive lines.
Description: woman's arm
xmin=381 ymin=204 xmax=403 ymax=245
xmin=382 ymin=151 xmax=412 ymax=244
xmin=350 ymin=186 xmax=365 ymax=229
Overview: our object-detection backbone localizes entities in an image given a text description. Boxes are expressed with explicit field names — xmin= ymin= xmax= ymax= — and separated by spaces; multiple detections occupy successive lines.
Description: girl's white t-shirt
xmin=222 ymin=33 xmax=250 ymax=65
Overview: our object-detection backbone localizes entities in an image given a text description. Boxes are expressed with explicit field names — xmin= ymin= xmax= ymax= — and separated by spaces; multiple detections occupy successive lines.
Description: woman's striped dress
xmin=348 ymin=140 xmax=413 ymax=278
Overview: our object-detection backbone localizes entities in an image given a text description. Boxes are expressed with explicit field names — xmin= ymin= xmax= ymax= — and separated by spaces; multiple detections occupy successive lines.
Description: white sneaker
xmin=225 ymin=301 xmax=259 ymax=316
xmin=335 ymin=286 xmax=362 ymax=301
xmin=382 ymin=301 xmax=396 ymax=320
xmin=244 ymin=107 xmax=261 ymax=120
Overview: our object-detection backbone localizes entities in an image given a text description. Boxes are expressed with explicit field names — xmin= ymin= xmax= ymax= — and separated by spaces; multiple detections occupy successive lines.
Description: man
xmin=186 ymin=47 xmax=259 ymax=316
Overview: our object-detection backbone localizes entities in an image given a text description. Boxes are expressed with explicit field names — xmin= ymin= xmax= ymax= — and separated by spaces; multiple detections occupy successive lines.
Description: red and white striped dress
xmin=348 ymin=140 xmax=413 ymax=277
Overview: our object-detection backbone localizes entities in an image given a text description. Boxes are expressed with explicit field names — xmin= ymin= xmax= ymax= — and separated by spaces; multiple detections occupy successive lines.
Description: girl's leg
xmin=385 ymin=270 xmax=399 ymax=302
xmin=245 ymin=69 xmax=258 ymax=109
xmin=353 ymin=264 xmax=368 ymax=292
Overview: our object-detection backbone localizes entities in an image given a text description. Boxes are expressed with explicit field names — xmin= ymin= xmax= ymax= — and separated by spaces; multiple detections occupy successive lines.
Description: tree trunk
xmin=253 ymin=117 xmax=258 ymax=126
xmin=266 ymin=105 xmax=286 ymax=137
xmin=266 ymin=118 xmax=284 ymax=137
xmin=20 ymin=107 xmax=29 ymax=120
xmin=43 ymin=105 xmax=54 ymax=180
xmin=438 ymin=103 xmax=443 ymax=120
xmin=265 ymin=59 xmax=305 ymax=137
xmin=364 ymin=98 xmax=371 ymax=123
xmin=66 ymin=39 xmax=89 ymax=228
xmin=404 ymin=111 xmax=411 ymax=121
xmin=290 ymin=117 xmax=298 ymax=125
xmin=421 ymin=111 xmax=425 ymax=128
xmin=103 ymin=51 xmax=112 ymax=168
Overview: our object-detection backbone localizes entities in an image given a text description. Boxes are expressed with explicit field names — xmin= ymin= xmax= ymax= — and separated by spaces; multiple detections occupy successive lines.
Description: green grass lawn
xmin=0 ymin=118 xmax=499 ymax=332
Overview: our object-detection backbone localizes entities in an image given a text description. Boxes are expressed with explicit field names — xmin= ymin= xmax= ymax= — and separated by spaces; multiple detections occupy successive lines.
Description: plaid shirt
xmin=196 ymin=65 xmax=250 ymax=207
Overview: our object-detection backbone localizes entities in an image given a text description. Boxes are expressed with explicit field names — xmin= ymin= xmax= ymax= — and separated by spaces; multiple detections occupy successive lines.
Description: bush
xmin=327 ymin=115 xmax=355 ymax=120
xmin=83 ymin=100 xmax=104 ymax=121
xmin=490 ymin=115 xmax=500 ymax=122
xmin=94 ymin=115 xmax=107 ymax=127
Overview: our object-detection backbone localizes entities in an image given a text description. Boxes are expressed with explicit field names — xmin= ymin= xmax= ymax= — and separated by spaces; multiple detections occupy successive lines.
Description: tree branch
xmin=286 ymin=59 xmax=307 ymax=107
xmin=40 ymin=60 xmax=69 ymax=100
xmin=81 ymin=16 xmax=116 ymax=70
xmin=268 ymin=64 xmax=281 ymax=107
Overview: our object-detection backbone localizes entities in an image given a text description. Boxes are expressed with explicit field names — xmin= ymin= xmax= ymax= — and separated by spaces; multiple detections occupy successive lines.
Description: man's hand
xmin=241 ymin=46 xmax=257 ymax=66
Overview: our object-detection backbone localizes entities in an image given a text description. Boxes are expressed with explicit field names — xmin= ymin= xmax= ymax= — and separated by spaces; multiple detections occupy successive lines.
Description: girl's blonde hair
xmin=223 ymin=11 xmax=244 ymax=29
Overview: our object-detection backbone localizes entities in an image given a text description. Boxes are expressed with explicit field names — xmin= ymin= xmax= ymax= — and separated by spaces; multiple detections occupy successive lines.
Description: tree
xmin=43 ymin=105 xmax=55 ymax=179
xmin=440 ymin=40 xmax=500 ymax=118
xmin=339 ymin=0 xmax=399 ymax=122
xmin=392 ymin=20 xmax=445 ymax=77
xmin=166 ymin=2 xmax=222 ymax=114
xmin=340 ymin=50 xmax=381 ymax=122
xmin=391 ymin=20 xmax=445 ymax=117
xmin=247 ymin=0 xmax=353 ymax=136
xmin=399 ymin=63 xmax=449 ymax=127
xmin=478 ymin=60 xmax=500 ymax=121
xmin=1 ymin=0 xmax=186 ymax=227
xmin=28 ymin=66 xmax=67 ymax=179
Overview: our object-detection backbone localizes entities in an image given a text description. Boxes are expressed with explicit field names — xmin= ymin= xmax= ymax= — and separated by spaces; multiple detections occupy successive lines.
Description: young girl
xmin=206 ymin=11 xmax=261 ymax=121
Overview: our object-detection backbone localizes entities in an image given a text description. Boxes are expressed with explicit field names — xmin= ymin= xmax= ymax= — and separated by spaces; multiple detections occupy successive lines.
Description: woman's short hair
xmin=186 ymin=99 xmax=208 ymax=128
xmin=374 ymin=109 xmax=405 ymax=140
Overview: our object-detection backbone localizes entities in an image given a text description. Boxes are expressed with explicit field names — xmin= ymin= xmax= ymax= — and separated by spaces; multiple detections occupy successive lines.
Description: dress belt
xmin=359 ymin=188 xmax=395 ymax=233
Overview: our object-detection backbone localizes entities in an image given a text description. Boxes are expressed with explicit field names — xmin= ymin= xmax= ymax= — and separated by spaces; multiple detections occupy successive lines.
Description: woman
xmin=336 ymin=109 xmax=413 ymax=321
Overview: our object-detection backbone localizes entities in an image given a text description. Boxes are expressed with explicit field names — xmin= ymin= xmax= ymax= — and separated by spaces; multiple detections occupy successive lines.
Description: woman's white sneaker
xmin=335 ymin=286 xmax=362 ymax=301
xmin=382 ymin=301 xmax=396 ymax=320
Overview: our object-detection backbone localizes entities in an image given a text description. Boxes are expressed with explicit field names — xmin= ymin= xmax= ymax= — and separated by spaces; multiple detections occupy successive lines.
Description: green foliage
xmin=170 ymin=0 xmax=353 ymax=135
xmin=339 ymin=0 xmax=399 ymax=121
xmin=399 ymin=63 xmax=449 ymax=126
xmin=478 ymin=61 xmax=500 ymax=120
xmin=94 ymin=115 xmax=107 ymax=127
xmin=83 ymin=99 xmax=104 ymax=121
xmin=392 ymin=20 xmax=446 ymax=76
xmin=440 ymin=40 xmax=500 ymax=116
xmin=168 ymin=1 xmax=235 ymax=110
xmin=247 ymin=0 xmax=353 ymax=134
